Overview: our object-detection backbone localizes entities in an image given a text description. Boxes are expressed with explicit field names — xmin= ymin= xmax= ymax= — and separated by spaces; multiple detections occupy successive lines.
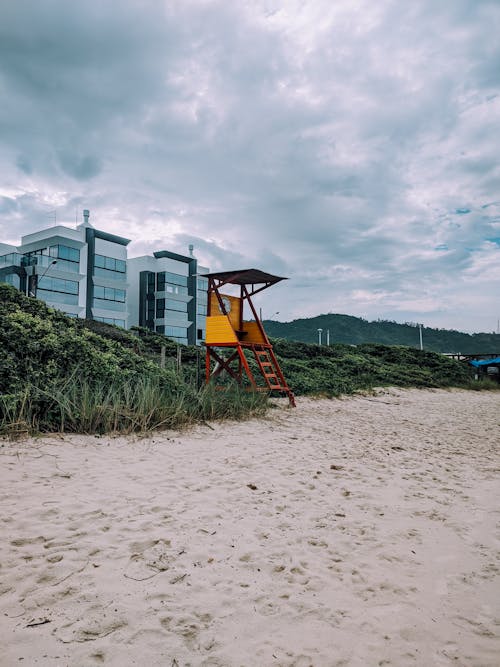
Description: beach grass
xmin=0 ymin=375 xmax=268 ymax=436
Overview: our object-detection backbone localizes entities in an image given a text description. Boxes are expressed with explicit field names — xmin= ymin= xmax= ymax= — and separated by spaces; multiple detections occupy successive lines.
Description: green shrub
xmin=272 ymin=338 xmax=474 ymax=397
xmin=0 ymin=285 xmax=266 ymax=434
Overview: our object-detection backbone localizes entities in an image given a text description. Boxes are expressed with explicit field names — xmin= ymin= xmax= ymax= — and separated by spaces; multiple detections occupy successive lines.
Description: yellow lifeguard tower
xmin=204 ymin=269 xmax=295 ymax=407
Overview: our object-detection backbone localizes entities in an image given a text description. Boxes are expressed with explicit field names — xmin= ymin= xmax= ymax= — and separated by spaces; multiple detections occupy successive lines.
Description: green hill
xmin=264 ymin=313 xmax=500 ymax=354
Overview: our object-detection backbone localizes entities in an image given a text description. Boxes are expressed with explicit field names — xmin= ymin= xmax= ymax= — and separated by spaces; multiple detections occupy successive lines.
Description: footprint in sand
xmin=124 ymin=539 xmax=174 ymax=581
xmin=160 ymin=612 xmax=214 ymax=649
xmin=53 ymin=607 xmax=127 ymax=643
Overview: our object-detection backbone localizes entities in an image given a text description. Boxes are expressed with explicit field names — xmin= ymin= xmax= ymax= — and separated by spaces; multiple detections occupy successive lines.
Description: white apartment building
xmin=0 ymin=211 xmax=208 ymax=345
xmin=127 ymin=248 xmax=208 ymax=346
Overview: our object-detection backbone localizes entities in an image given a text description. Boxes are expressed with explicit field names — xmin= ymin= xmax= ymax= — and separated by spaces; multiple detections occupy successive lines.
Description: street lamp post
xmin=317 ymin=328 xmax=323 ymax=345
xmin=29 ymin=259 xmax=58 ymax=297
xmin=259 ymin=308 xmax=279 ymax=321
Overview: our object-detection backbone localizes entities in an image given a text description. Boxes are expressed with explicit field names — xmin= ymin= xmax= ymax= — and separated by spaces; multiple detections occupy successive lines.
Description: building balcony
xmin=0 ymin=252 xmax=24 ymax=268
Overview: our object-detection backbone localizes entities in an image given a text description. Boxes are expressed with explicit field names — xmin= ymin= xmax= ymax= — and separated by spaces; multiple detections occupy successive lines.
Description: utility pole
xmin=326 ymin=329 xmax=330 ymax=346
xmin=419 ymin=323 xmax=423 ymax=351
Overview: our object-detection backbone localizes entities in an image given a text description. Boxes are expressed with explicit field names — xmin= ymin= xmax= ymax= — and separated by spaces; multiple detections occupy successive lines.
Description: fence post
xmin=160 ymin=345 xmax=166 ymax=369
xmin=196 ymin=348 xmax=202 ymax=390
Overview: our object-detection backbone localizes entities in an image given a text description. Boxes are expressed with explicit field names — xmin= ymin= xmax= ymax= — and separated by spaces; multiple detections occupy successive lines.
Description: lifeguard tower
xmin=204 ymin=269 xmax=296 ymax=407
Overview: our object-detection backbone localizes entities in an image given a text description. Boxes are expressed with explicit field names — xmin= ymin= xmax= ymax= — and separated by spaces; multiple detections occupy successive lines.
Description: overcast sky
xmin=1 ymin=0 xmax=499 ymax=332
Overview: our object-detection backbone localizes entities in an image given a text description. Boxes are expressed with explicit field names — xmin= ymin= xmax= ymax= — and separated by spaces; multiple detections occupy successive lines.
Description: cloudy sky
xmin=1 ymin=0 xmax=499 ymax=332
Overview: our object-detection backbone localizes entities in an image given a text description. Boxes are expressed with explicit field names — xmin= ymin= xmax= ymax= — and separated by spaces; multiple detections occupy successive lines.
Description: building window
xmin=0 ymin=253 xmax=23 ymax=267
xmin=26 ymin=245 xmax=80 ymax=263
xmin=156 ymin=272 xmax=188 ymax=295
xmin=37 ymin=276 xmax=79 ymax=306
xmin=156 ymin=298 xmax=165 ymax=318
xmin=197 ymin=276 xmax=208 ymax=290
xmin=161 ymin=283 xmax=188 ymax=295
xmin=157 ymin=271 xmax=188 ymax=291
xmin=165 ymin=326 xmax=187 ymax=337
xmin=0 ymin=273 xmax=17 ymax=286
xmin=23 ymin=247 xmax=80 ymax=274
xmin=94 ymin=254 xmax=126 ymax=276
xmin=93 ymin=285 xmax=126 ymax=302
xmin=155 ymin=324 xmax=188 ymax=343
xmin=197 ymin=328 xmax=203 ymax=339
xmin=155 ymin=297 xmax=188 ymax=319
xmin=49 ymin=245 xmax=80 ymax=263
xmin=38 ymin=276 xmax=79 ymax=295
xmin=165 ymin=298 xmax=187 ymax=312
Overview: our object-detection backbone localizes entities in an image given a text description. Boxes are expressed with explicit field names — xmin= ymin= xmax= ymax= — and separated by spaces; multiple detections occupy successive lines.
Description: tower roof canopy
xmin=205 ymin=269 xmax=287 ymax=286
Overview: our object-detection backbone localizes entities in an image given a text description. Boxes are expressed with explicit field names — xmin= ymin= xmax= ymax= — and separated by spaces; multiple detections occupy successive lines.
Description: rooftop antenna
xmin=47 ymin=209 xmax=56 ymax=226
xmin=188 ymin=244 xmax=194 ymax=257
xmin=83 ymin=209 xmax=90 ymax=225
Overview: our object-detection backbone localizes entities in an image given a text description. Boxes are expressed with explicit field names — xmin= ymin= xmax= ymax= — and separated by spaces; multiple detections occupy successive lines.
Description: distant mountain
xmin=263 ymin=313 xmax=500 ymax=354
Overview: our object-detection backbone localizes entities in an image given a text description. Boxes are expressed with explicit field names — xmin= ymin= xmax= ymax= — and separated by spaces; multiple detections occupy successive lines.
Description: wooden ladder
xmin=251 ymin=345 xmax=296 ymax=407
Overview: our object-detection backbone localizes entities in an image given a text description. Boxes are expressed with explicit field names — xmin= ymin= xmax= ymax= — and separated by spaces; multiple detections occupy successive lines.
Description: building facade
xmin=127 ymin=248 xmax=208 ymax=346
xmin=0 ymin=211 xmax=208 ymax=345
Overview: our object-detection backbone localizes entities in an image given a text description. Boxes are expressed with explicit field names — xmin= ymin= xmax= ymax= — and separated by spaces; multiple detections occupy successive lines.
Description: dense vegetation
xmin=0 ymin=285 xmax=266 ymax=435
xmin=264 ymin=313 xmax=500 ymax=354
xmin=272 ymin=339 xmax=473 ymax=396
xmin=0 ymin=284 xmax=488 ymax=435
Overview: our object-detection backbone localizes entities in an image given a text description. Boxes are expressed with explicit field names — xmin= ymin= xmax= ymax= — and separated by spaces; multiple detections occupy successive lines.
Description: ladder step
xmin=247 ymin=345 xmax=295 ymax=405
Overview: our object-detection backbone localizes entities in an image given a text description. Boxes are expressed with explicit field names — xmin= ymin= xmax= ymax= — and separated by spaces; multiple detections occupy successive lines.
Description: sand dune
xmin=1 ymin=388 xmax=499 ymax=667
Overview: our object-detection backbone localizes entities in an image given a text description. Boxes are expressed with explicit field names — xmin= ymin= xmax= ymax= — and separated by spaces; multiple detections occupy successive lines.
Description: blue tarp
xmin=469 ymin=357 xmax=500 ymax=367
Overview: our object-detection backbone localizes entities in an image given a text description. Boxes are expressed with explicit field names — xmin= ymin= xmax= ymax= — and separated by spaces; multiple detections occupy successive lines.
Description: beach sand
xmin=1 ymin=388 xmax=499 ymax=667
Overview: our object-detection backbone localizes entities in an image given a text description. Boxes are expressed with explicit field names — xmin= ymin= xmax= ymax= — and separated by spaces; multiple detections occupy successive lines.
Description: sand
xmin=0 ymin=388 xmax=499 ymax=667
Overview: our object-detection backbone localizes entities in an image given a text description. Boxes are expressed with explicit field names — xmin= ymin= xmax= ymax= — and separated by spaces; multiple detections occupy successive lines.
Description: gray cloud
xmin=0 ymin=0 xmax=499 ymax=332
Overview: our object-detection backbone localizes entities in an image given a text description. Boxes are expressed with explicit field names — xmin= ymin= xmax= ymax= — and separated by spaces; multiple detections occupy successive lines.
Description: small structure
xmin=468 ymin=356 xmax=500 ymax=382
xmin=204 ymin=269 xmax=295 ymax=406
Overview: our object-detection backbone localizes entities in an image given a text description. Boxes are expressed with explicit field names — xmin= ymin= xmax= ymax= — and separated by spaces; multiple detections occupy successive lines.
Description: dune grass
xmin=0 ymin=374 xmax=268 ymax=436
xmin=0 ymin=284 xmax=269 ymax=436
